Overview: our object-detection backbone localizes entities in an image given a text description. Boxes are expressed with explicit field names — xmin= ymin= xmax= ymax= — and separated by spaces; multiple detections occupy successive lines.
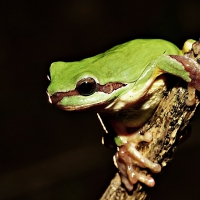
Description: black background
xmin=1 ymin=0 xmax=200 ymax=199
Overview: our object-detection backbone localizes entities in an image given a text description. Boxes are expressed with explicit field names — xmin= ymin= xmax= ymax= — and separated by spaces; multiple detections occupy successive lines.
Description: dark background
xmin=1 ymin=0 xmax=200 ymax=199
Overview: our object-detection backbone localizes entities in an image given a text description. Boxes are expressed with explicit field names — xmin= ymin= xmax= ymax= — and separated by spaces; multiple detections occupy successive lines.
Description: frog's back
xmin=118 ymin=39 xmax=180 ymax=53
xmin=49 ymin=39 xmax=182 ymax=94
xmin=86 ymin=39 xmax=181 ymax=83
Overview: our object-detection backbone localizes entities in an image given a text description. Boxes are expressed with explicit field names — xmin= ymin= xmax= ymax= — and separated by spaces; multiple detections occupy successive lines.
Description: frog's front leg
xmin=161 ymin=40 xmax=200 ymax=106
xmin=169 ymin=55 xmax=200 ymax=106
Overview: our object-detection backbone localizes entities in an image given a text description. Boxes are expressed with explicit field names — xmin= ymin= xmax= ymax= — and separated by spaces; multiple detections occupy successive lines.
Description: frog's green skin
xmin=47 ymin=39 xmax=199 ymax=191
xmin=48 ymin=39 xmax=187 ymax=109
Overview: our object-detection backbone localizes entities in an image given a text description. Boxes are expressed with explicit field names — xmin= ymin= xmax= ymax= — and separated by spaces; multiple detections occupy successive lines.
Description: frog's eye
xmin=76 ymin=77 xmax=97 ymax=96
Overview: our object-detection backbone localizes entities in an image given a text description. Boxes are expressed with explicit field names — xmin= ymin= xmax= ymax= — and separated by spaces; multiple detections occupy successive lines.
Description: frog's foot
xmin=114 ymin=130 xmax=161 ymax=191
xmin=114 ymin=145 xmax=156 ymax=191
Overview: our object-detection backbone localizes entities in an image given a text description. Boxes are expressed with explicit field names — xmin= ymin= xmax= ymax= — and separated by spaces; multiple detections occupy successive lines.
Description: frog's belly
xmin=110 ymin=77 xmax=167 ymax=128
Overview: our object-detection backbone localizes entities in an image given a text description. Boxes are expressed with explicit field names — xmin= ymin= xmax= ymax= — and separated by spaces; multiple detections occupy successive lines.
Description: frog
xmin=47 ymin=39 xmax=200 ymax=191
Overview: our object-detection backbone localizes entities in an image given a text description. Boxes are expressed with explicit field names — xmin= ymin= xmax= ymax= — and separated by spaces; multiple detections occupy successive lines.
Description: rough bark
xmin=100 ymin=40 xmax=200 ymax=200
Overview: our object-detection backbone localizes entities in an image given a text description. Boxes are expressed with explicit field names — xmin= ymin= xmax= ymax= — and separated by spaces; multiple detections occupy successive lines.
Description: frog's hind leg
xmin=113 ymin=128 xmax=161 ymax=190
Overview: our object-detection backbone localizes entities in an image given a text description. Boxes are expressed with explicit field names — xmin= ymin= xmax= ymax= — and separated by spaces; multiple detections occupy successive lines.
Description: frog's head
xmin=47 ymin=60 xmax=135 ymax=111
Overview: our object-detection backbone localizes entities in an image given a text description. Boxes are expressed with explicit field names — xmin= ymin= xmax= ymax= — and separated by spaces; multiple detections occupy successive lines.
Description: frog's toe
xmin=121 ymin=174 xmax=134 ymax=191
xmin=126 ymin=142 xmax=161 ymax=173
xmin=186 ymin=83 xmax=196 ymax=106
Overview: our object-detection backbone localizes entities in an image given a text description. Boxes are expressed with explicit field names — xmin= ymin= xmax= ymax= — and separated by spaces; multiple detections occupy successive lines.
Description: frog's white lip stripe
xmin=56 ymin=100 xmax=109 ymax=111
xmin=49 ymin=82 xmax=127 ymax=105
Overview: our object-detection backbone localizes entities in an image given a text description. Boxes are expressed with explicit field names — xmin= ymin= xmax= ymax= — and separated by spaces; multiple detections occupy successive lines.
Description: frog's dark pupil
xmin=79 ymin=82 xmax=94 ymax=95
xmin=77 ymin=77 xmax=97 ymax=96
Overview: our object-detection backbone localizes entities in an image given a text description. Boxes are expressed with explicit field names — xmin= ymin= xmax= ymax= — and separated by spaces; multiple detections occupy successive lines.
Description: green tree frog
xmin=47 ymin=39 xmax=200 ymax=191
